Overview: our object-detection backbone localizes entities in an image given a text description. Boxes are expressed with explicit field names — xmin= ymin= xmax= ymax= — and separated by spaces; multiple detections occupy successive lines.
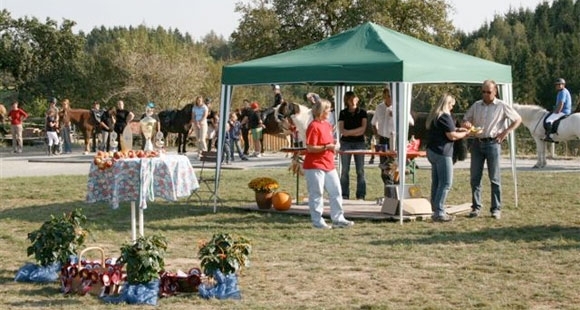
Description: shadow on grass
xmin=371 ymin=224 xmax=580 ymax=249
xmin=0 ymin=198 xmax=307 ymax=233
xmin=2 ymin=284 xmax=85 ymax=307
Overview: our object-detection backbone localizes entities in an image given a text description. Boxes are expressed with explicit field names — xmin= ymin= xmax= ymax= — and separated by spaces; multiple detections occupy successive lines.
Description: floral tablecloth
xmin=86 ymin=154 xmax=199 ymax=209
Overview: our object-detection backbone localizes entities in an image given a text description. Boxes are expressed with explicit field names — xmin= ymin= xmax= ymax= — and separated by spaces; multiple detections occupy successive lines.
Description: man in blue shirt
xmin=544 ymin=78 xmax=572 ymax=142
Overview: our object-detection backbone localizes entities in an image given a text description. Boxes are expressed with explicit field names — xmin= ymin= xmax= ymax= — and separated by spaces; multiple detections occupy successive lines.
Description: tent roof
xmin=222 ymin=22 xmax=512 ymax=86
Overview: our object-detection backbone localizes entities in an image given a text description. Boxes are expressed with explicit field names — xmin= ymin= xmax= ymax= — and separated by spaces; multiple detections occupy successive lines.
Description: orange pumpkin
xmin=272 ymin=191 xmax=292 ymax=211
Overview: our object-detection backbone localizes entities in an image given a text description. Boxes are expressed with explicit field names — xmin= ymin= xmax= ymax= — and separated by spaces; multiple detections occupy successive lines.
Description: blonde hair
xmin=312 ymin=99 xmax=331 ymax=119
xmin=426 ymin=93 xmax=455 ymax=130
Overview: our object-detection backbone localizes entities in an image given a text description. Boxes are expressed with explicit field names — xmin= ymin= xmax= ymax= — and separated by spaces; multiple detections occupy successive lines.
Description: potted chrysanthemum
xmin=248 ymin=177 xmax=279 ymax=209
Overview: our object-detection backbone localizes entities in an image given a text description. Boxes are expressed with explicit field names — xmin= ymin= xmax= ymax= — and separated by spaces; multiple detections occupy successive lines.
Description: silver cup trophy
xmin=140 ymin=116 xmax=157 ymax=152
xmin=154 ymin=131 xmax=165 ymax=150
xmin=109 ymin=132 xmax=118 ymax=152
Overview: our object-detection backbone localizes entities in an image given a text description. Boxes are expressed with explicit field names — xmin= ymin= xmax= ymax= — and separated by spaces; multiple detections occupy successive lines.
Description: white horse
xmin=512 ymin=103 xmax=580 ymax=168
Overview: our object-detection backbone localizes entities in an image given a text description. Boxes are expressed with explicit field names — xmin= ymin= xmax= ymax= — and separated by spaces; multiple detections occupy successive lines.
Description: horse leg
xmin=285 ymin=135 xmax=292 ymax=158
xmin=532 ymin=137 xmax=546 ymax=168
xmin=176 ymin=133 xmax=182 ymax=154
xmin=83 ymin=131 xmax=91 ymax=154
xmin=181 ymin=133 xmax=187 ymax=154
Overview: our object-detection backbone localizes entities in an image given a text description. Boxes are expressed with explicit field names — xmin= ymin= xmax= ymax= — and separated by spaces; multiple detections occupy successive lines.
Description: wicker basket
xmin=61 ymin=247 xmax=124 ymax=297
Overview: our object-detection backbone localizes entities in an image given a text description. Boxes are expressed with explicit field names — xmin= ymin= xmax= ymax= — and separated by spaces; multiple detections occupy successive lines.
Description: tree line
xmin=0 ymin=0 xmax=578 ymax=117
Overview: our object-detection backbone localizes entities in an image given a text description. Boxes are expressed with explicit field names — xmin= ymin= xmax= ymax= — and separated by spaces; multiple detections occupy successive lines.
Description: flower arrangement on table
xmin=248 ymin=177 xmax=279 ymax=193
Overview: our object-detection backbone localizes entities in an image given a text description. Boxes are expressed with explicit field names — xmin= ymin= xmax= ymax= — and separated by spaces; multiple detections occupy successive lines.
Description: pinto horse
xmin=59 ymin=106 xmax=97 ymax=154
xmin=159 ymin=103 xmax=194 ymax=154
xmin=513 ymin=103 xmax=580 ymax=168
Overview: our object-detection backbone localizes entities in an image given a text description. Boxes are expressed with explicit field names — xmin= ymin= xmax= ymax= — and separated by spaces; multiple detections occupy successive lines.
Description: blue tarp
xmin=14 ymin=262 xmax=60 ymax=283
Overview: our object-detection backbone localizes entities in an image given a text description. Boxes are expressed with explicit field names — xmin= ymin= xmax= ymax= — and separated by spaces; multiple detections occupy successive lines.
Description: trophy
xmin=140 ymin=116 xmax=157 ymax=152
xmin=154 ymin=131 xmax=165 ymax=150
xmin=109 ymin=132 xmax=118 ymax=152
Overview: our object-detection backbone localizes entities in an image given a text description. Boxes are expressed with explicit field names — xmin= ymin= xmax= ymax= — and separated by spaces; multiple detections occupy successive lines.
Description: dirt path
xmin=1 ymin=147 xmax=579 ymax=179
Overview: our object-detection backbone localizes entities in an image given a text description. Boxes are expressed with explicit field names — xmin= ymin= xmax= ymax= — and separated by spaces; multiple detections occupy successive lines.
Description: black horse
xmin=159 ymin=103 xmax=194 ymax=154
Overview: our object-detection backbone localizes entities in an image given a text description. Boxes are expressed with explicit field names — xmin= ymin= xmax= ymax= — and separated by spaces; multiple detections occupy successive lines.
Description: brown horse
xmin=0 ymin=104 xmax=7 ymax=135
xmin=59 ymin=106 xmax=98 ymax=154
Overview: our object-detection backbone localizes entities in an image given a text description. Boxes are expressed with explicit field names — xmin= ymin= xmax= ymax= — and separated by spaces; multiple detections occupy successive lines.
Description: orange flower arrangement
xmin=247 ymin=177 xmax=279 ymax=193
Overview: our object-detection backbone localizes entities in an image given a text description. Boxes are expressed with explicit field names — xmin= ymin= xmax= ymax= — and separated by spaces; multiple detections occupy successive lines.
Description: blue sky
xmin=2 ymin=0 xmax=547 ymax=39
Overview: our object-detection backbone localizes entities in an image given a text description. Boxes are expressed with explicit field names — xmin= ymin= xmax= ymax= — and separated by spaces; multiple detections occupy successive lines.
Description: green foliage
xmin=232 ymin=0 xmax=457 ymax=60
xmin=26 ymin=208 xmax=88 ymax=267
xmin=198 ymin=233 xmax=252 ymax=276
xmin=118 ymin=234 xmax=168 ymax=284
xmin=458 ymin=0 xmax=580 ymax=107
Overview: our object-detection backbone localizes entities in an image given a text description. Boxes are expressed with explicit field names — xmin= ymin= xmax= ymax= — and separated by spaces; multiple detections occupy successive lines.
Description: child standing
xmin=223 ymin=121 xmax=232 ymax=164
xmin=228 ymin=112 xmax=248 ymax=161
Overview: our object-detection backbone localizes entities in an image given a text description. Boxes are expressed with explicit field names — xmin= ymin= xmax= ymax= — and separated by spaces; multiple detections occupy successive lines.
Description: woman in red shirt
xmin=8 ymin=101 xmax=28 ymax=153
xmin=303 ymin=99 xmax=354 ymax=229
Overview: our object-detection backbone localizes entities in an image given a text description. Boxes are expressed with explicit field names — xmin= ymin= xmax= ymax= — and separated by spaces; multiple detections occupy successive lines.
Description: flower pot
xmin=255 ymin=192 xmax=273 ymax=209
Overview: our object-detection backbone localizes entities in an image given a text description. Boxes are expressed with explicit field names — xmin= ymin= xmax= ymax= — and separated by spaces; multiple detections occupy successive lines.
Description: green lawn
xmin=1 ymin=166 xmax=580 ymax=309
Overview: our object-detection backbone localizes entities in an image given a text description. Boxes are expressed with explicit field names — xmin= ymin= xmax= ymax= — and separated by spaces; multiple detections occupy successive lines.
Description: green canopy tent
xmin=214 ymin=22 xmax=518 ymax=221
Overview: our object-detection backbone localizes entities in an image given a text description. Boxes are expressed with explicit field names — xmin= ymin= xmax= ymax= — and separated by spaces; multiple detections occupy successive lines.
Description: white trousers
xmin=47 ymin=131 xmax=59 ymax=146
xmin=304 ymin=168 xmax=347 ymax=226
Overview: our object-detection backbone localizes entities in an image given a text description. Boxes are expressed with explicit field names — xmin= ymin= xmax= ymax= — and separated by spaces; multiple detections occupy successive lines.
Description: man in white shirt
xmin=370 ymin=87 xmax=414 ymax=185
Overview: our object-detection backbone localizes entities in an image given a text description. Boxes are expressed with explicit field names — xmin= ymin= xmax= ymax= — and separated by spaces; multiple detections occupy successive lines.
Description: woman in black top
xmin=113 ymin=100 xmax=134 ymax=148
xmin=338 ymin=91 xmax=368 ymax=200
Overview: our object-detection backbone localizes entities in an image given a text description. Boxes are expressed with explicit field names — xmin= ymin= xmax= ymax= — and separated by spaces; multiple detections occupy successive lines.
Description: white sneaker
xmin=332 ymin=220 xmax=354 ymax=228
xmin=312 ymin=222 xmax=332 ymax=229
xmin=256 ymin=153 xmax=262 ymax=158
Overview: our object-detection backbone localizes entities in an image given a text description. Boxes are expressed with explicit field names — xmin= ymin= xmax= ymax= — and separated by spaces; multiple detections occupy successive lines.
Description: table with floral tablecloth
xmin=86 ymin=154 xmax=199 ymax=239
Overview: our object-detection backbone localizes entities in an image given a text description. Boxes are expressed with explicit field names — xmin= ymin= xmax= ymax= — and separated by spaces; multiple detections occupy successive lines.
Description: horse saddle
xmin=543 ymin=113 xmax=570 ymax=134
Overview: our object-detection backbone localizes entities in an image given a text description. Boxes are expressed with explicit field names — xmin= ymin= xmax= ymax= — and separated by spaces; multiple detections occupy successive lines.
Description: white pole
xmin=131 ymin=201 xmax=136 ymax=241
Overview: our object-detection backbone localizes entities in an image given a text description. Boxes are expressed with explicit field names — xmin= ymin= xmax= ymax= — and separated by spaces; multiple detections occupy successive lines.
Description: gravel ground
xmin=1 ymin=146 xmax=580 ymax=179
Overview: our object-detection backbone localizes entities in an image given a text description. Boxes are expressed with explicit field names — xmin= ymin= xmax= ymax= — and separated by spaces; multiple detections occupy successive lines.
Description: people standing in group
xmin=338 ymin=91 xmax=368 ymax=200
xmin=247 ymin=101 xmax=264 ymax=157
xmin=113 ymin=100 xmax=134 ymax=150
xmin=227 ymin=112 xmax=248 ymax=161
xmin=426 ymin=94 xmax=470 ymax=222
xmin=462 ymin=80 xmax=522 ymax=220
xmin=8 ymin=101 xmax=28 ymax=153
xmin=239 ymin=99 xmax=252 ymax=156
xmin=90 ymin=101 xmax=103 ymax=153
xmin=544 ymin=78 xmax=572 ymax=142
xmin=371 ymin=87 xmax=415 ymax=185
xmin=99 ymin=106 xmax=115 ymax=152
xmin=60 ymin=99 xmax=73 ymax=154
xmin=139 ymin=102 xmax=160 ymax=150
xmin=45 ymin=108 xmax=60 ymax=156
xmin=303 ymin=98 xmax=354 ymax=229
xmin=205 ymin=98 xmax=218 ymax=151
xmin=190 ymin=96 xmax=209 ymax=156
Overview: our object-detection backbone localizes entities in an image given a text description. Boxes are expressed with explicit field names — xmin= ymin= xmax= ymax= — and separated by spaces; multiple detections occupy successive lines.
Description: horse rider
xmin=544 ymin=78 xmax=572 ymax=143
xmin=262 ymin=84 xmax=283 ymax=122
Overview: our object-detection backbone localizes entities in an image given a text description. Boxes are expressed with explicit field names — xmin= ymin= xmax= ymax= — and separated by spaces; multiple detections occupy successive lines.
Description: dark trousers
xmin=377 ymin=136 xmax=394 ymax=185
xmin=241 ymin=127 xmax=250 ymax=155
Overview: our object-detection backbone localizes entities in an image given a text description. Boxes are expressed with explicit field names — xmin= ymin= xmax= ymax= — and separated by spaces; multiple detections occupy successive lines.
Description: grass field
xmin=1 ymin=166 xmax=580 ymax=309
